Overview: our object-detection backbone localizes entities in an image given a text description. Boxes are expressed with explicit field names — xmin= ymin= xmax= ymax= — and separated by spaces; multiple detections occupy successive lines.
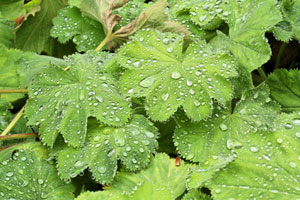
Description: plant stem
xmin=0 ymin=89 xmax=28 ymax=94
xmin=1 ymin=106 xmax=25 ymax=136
xmin=0 ymin=133 xmax=38 ymax=142
xmin=96 ymin=31 xmax=113 ymax=51
xmin=275 ymin=43 xmax=287 ymax=70
xmin=258 ymin=67 xmax=267 ymax=81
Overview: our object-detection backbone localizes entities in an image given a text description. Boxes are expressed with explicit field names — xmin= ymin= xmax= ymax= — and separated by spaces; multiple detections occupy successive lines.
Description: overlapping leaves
xmin=53 ymin=115 xmax=158 ymax=184
xmin=76 ymin=153 xmax=190 ymax=200
xmin=0 ymin=142 xmax=75 ymax=200
xmin=26 ymin=51 xmax=131 ymax=147
xmin=118 ymin=29 xmax=238 ymax=121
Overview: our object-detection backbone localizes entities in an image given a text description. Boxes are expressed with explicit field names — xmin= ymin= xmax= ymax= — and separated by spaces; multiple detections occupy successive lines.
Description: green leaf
xmin=0 ymin=0 xmax=25 ymax=20
xmin=118 ymin=29 xmax=238 ymax=121
xmin=16 ymin=0 xmax=65 ymax=53
xmin=0 ymin=18 xmax=15 ymax=48
xmin=267 ymin=69 xmax=300 ymax=112
xmin=208 ymin=112 xmax=300 ymax=199
xmin=76 ymin=190 xmax=125 ymax=200
xmin=26 ymin=51 xmax=131 ymax=147
xmin=273 ymin=0 xmax=300 ymax=42
xmin=217 ymin=0 xmax=282 ymax=72
xmin=0 ymin=44 xmax=66 ymax=102
xmin=51 ymin=7 xmax=105 ymax=52
xmin=169 ymin=0 xmax=223 ymax=30
xmin=53 ymin=115 xmax=158 ymax=184
xmin=0 ymin=142 xmax=75 ymax=199
xmin=76 ymin=153 xmax=190 ymax=200
xmin=174 ymin=84 xmax=280 ymax=182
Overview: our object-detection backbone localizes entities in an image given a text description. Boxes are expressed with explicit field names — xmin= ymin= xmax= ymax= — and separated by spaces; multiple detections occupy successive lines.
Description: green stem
xmin=258 ymin=67 xmax=267 ymax=81
xmin=96 ymin=31 xmax=113 ymax=51
xmin=0 ymin=133 xmax=38 ymax=142
xmin=275 ymin=43 xmax=287 ymax=70
xmin=0 ymin=89 xmax=28 ymax=94
xmin=1 ymin=106 xmax=25 ymax=136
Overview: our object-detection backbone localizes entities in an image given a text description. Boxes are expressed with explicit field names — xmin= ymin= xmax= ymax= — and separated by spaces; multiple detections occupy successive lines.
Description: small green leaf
xmin=0 ymin=99 xmax=13 ymax=133
xmin=267 ymin=69 xmax=300 ymax=112
xmin=217 ymin=0 xmax=282 ymax=72
xmin=208 ymin=112 xmax=300 ymax=199
xmin=26 ymin=51 xmax=131 ymax=147
xmin=182 ymin=189 xmax=211 ymax=200
xmin=53 ymin=115 xmax=158 ymax=184
xmin=76 ymin=153 xmax=190 ymax=200
xmin=16 ymin=0 xmax=65 ymax=53
xmin=51 ymin=7 xmax=105 ymax=52
xmin=118 ymin=29 xmax=238 ymax=121
xmin=0 ymin=142 xmax=75 ymax=199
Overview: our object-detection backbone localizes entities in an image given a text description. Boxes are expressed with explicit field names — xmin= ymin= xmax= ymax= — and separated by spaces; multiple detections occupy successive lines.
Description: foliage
xmin=0 ymin=0 xmax=300 ymax=199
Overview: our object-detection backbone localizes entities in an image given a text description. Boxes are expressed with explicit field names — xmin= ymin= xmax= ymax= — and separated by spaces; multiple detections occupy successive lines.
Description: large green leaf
xmin=118 ymin=29 xmax=238 ymax=122
xmin=0 ymin=44 xmax=66 ymax=102
xmin=0 ymin=142 xmax=75 ymax=199
xmin=76 ymin=153 xmax=190 ymax=200
xmin=53 ymin=115 xmax=158 ymax=184
xmin=174 ymin=84 xmax=280 ymax=187
xmin=208 ymin=112 xmax=300 ymax=199
xmin=217 ymin=0 xmax=282 ymax=72
xmin=51 ymin=7 xmax=105 ymax=52
xmin=26 ymin=51 xmax=131 ymax=147
xmin=0 ymin=0 xmax=25 ymax=20
xmin=267 ymin=69 xmax=300 ymax=112
xmin=273 ymin=0 xmax=300 ymax=42
xmin=0 ymin=18 xmax=15 ymax=48
xmin=16 ymin=0 xmax=65 ymax=53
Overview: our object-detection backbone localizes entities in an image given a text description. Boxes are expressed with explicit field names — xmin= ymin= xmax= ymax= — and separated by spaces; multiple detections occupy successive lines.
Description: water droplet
xmin=133 ymin=61 xmax=141 ymax=68
xmin=145 ymin=131 xmax=154 ymax=138
xmin=75 ymin=161 xmax=84 ymax=168
xmin=139 ymin=76 xmax=155 ymax=88
xmin=171 ymin=71 xmax=181 ymax=79
xmin=219 ymin=123 xmax=228 ymax=131
xmin=98 ymin=166 xmax=106 ymax=173
xmin=226 ymin=139 xmax=242 ymax=150
xmin=289 ymin=162 xmax=297 ymax=168
xmin=166 ymin=47 xmax=173 ymax=53
xmin=194 ymin=100 xmax=201 ymax=106
xmin=296 ymin=132 xmax=300 ymax=138
xmin=162 ymin=38 xmax=169 ymax=44
xmin=162 ymin=93 xmax=169 ymax=101
xmin=250 ymin=146 xmax=259 ymax=153
xmin=139 ymin=148 xmax=144 ymax=153
xmin=115 ymin=137 xmax=125 ymax=146
xmin=38 ymin=179 xmax=44 ymax=185
xmin=292 ymin=118 xmax=300 ymax=126
xmin=284 ymin=123 xmax=293 ymax=129
xmin=277 ymin=138 xmax=283 ymax=144
xmin=6 ymin=172 xmax=13 ymax=177
xmin=186 ymin=80 xmax=193 ymax=86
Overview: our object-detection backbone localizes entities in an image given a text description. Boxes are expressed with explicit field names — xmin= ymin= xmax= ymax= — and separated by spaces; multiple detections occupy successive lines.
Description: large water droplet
xmin=145 ymin=131 xmax=154 ymax=138
xmin=171 ymin=71 xmax=181 ymax=79
xmin=162 ymin=93 xmax=169 ymax=101
xmin=75 ymin=161 xmax=84 ymax=168
xmin=250 ymin=146 xmax=259 ymax=153
xmin=284 ymin=123 xmax=293 ymax=129
xmin=292 ymin=118 xmax=300 ymax=126
xmin=139 ymin=76 xmax=155 ymax=88
xmin=98 ymin=166 xmax=106 ymax=173
xmin=219 ymin=123 xmax=228 ymax=131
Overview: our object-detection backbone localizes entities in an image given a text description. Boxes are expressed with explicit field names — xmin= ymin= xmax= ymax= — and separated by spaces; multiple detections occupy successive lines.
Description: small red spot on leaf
xmin=175 ymin=156 xmax=181 ymax=166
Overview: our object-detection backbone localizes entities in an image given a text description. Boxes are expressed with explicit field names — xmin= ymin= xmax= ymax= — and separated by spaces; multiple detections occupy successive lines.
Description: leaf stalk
xmin=0 ymin=89 xmax=28 ymax=94
xmin=1 ymin=106 xmax=26 ymax=136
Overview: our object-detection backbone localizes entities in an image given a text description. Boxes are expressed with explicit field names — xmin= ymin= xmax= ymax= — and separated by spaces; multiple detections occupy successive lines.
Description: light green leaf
xmin=267 ymin=69 xmax=300 ymax=112
xmin=76 ymin=153 xmax=190 ymax=200
xmin=174 ymin=84 xmax=280 ymax=182
xmin=0 ymin=18 xmax=15 ymax=48
xmin=26 ymin=51 xmax=131 ymax=147
xmin=217 ymin=0 xmax=282 ymax=72
xmin=0 ymin=44 xmax=66 ymax=102
xmin=51 ymin=7 xmax=105 ymax=52
xmin=0 ymin=142 xmax=75 ymax=199
xmin=118 ymin=29 xmax=238 ymax=121
xmin=208 ymin=112 xmax=300 ymax=199
xmin=273 ymin=0 xmax=300 ymax=42
xmin=16 ymin=0 xmax=65 ymax=53
xmin=0 ymin=0 xmax=25 ymax=20
xmin=54 ymin=115 xmax=158 ymax=184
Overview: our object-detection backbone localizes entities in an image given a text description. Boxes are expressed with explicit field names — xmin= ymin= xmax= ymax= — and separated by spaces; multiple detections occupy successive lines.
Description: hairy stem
xmin=258 ymin=67 xmax=267 ymax=81
xmin=0 ymin=133 xmax=38 ymax=142
xmin=0 ymin=89 xmax=28 ymax=94
xmin=275 ymin=43 xmax=287 ymax=70
xmin=96 ymin=31 xmax=113 ymax=51
xmin=1 ymin=106 xmax=25 ymax=136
